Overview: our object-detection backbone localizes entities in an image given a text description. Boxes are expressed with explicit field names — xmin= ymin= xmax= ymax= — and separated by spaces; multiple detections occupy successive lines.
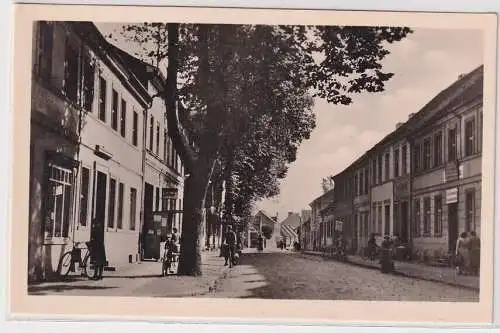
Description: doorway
xmin=400 ymin=201 xmax=409 ymax=244
xmin=92 ymin=171 xmax=107 ymax=239
xmin=143 ymin=183 xmax=154 ymax=232
xmin=448 ymin=202 xmax=459 ymax=252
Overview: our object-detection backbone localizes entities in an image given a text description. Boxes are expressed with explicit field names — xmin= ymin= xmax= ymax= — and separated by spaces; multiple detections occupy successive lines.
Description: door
xmin=92 ymin=171 xmax=107 ymax=239
xmin=448 ymin=202 xmax=459 ymax=252
xmin=401 ymin=201 xmax=409 ymax=244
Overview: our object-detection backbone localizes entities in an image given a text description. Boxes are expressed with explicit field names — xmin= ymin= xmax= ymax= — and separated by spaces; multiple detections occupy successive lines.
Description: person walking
xmin=224 ymin=225 xmax=237 ymax=267
xmin=455 ymin=232 xmax=470 ymax=275
xmin=469 ymin=231 xmax=480 ymax=276
xmin=89 ymin=218 xmax=106 ymax=280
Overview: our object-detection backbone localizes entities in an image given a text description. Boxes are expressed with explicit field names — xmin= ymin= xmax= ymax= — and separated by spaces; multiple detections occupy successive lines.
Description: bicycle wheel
xmin=82 ymin=252 xmax=97 ymax=279
xmin=58 ymin=251 xmax=73 ymax=277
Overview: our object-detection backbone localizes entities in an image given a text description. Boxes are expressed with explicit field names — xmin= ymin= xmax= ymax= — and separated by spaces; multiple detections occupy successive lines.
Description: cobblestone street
xmin=29 ymin=250 xmax=478 ymax=301
xmin=207 ymin=251 xmax=479 ymax=301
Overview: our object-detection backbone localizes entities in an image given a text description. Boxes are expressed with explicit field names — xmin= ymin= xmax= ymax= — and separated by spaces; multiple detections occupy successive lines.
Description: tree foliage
xmin=111 ymin=22 xmax=412 ymax=275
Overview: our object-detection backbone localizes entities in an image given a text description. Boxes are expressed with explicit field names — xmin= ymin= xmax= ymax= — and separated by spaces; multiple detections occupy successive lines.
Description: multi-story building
xmin=306 ymin=65 xmax=483 ymax=259
xmin=352 ymin=156 xmax=371 ymax=252
xmin=28 ymin=21 xmax=186 ymax=281
xmin=329 ymin=170 xmax=354 ymax=251
xmin=409 ymin=66 xmax=483 ymax=257
xmin=309 ymin=188 xmax=335 ymax=251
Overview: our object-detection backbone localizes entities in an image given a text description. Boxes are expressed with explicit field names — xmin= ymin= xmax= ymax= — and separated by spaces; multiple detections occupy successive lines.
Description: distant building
xmin=309 ymin=189 xmax=335 ymax=251
xmin=249 ymin=210 xmax=277 ymax=248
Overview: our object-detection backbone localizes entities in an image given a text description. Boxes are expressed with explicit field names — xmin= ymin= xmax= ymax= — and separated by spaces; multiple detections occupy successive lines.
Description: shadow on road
xmin=28 ymin=284 xmax=118 ymax=295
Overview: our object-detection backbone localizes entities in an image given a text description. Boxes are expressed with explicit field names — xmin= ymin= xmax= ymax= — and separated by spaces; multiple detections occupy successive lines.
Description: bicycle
xmin=57 ymin=241 xmax=96 ymax=279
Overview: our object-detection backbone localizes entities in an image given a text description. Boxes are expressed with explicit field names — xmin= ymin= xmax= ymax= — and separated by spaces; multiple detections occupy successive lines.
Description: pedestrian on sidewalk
xmin=469 ymin=231 xmax=480 ymax=276
xmin=455 ymin=232 xmax=470 ymax=275
xmin=89 ymin=218 xmax=106 ymax=280
xmin=224 ymin=225 xmax=237 ymax=268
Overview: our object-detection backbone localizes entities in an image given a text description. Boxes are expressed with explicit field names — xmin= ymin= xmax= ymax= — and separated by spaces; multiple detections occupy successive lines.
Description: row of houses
xmin=28 ymin=21 xmax=186 ymax=282
xmin=300 ymin=65 xmax=484 ymax=259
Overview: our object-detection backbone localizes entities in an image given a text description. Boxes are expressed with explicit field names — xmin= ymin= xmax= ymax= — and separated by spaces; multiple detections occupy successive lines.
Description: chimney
xmin=408 ymin=113 xmax=415 ymax=119
xmin=288 ymin=212 xmax=293 ymax=217
xmin=396 ymin=122 xmax=403 ymax=129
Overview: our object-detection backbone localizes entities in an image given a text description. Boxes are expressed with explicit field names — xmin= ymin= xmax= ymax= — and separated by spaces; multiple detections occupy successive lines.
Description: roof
xmin=254 ymin=210 xmax=278 ymax=224
xmin=281 ymin=223 xmax=298 ymax=239
xmin=280 ymin=212 xmax=301 ymax=228
xmin=335 ymin=64 xmax=484 ymax=177
xmin=68 ymin=21 xmax=152 ymax=107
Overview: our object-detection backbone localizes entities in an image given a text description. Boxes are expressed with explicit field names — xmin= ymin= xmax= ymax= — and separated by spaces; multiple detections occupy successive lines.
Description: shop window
xmin=44 ymin=164 xmax=73 ymax=239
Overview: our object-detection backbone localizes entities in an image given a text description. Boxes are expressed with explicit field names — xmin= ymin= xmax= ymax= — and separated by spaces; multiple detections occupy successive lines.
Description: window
xmin=132 ymin=111 xmax=138 ymax=146
xmin=465 ymin=189 xmax=476 ymax=232
xmin=434 ymin=132 xmax=443 ymax=167
xmin=448 ymin=127 xmax=457 ymax=161
xmin=120 ymin=99 xmax=126 ymax=137
xmin=359 ymin=170 xmax=364 ymax=196
xmin=44 ymin=164 xmax=73 ymax=238
xmin=423 ymin=139 xmax=431 ymax=170
xmin=372 ymin=159 xmax=377 ymax=184
xmin=354 ymin=174 xmax=358 ymax=196
xmin=163 ymin=131 xmax=168 ymax=161
xmin=434 ymin=195 xmax=442 ymax=237
xmin=129 ymin=188 xmax=137 ymax=230
xmin=155 ymin=187 xmax=160 ymax=211
xmin=111 ymin=90 xmax=119 ymax=131
xmin=413 ymin=144 xmax=421 ymax=173
xmin=79 ymin=167 xmax=90 ymax=227
xmin=384 ymin=152 xmax=390 ymax=181
xmin=402 ymin=144 xmax=408 ymax=175
xmin=364 ymin=167 xmax=369 ymax=194
xmin=167 ymin=138 xmax=172 ymax=167
xmin=478 ymin=112 xmax=483 ymax=153
xmin=413 ymin=199 xmax=421 ymax=237
xmin=64 ymin=41 xmax=79 ymax=102
xmin=394 ymin=148 xmax=399 ymax=178
xmin=108 ymin=178 xmax=116 ymax=228
xmin=37 ymin=22 xmax=53 ymax=81
xmin=149 ymin=116 xmax=154 ymax=151
xmin=117 ymin=182 xmax=124 ymax=229
xmin=377 ymin=155 xmax=382 ymax=183
xmin=162 ymin=188 xmax=169 ymax=210
xmin=82 ymin=55 xmax=95 ymax=112
xmin=377 ymin=205 xmax=383 ymax=235
xmin=423 ymin=197 xmax=431 ymax=236
xmin=174 ymin=151 xmax=179 ymax=172
xmin=98 ymin=77 xmax=107 ymax=121
xmin=156 ymin=122 xmax=160 ymax=155
xmin=384 ymin=203 xmax=390 ymax=235
xmin=465 ymin=117 xmax=476 ymax=157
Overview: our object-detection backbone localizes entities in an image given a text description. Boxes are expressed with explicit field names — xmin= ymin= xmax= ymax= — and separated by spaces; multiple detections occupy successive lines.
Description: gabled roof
xmin=280 ymin=212 xmax=301 ymax=228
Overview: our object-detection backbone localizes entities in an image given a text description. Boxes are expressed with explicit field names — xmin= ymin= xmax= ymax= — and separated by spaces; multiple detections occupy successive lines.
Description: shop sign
xmin=446 ymin=188 xmax=458 ymax=204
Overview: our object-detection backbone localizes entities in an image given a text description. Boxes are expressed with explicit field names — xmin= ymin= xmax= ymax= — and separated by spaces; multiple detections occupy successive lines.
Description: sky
xmin=95 ymin=24 xmax=483 ymax=222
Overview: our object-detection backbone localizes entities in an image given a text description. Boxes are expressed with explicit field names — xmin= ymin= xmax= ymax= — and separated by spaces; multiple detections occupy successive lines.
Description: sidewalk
xmin=301 ymin=250 xmax=479 ymax=291
xmin=28 ymin=250 xmax=230 ymax=297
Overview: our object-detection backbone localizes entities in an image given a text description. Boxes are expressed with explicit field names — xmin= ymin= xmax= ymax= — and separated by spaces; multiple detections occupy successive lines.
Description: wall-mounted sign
xmin=162 ymin=187 xmax=179 ymax=199
xmin=446 ymin=188 xmax=458 ymax=204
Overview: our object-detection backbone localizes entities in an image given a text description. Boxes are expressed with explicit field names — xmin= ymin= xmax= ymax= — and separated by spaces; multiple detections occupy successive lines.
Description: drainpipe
xmin=138 ymin=105 xmax=150 ymax=259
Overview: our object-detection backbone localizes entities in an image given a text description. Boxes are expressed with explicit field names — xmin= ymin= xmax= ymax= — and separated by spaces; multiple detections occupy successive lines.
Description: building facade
xmin=28 ymin=21 xmax=185 ymax=281
xmin=309 ymin=188 xmax=335 ymax=251
xmin=305 ymin=65 xmax=483 ymax=260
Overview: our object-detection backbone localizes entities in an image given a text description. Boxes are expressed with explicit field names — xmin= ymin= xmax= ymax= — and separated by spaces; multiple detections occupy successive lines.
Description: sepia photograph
xmin=9 ymin=4 xmax=497 ymax=324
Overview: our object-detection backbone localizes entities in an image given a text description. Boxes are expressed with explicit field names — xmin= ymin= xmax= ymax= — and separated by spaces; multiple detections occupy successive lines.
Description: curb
xmin=301 ymin=251 xmax=479 ymax=292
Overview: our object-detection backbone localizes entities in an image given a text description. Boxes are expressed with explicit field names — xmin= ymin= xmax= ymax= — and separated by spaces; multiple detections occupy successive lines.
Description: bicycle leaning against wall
xmin=57 ymin=240 xmax=97 ymax=280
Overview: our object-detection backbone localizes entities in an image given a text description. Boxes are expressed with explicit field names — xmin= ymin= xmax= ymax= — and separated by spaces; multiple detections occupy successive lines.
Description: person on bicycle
xmin=224 ymin=225 xmax=237 ymax=267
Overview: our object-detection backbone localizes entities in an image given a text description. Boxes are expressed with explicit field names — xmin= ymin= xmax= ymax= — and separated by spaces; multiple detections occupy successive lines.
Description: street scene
xmin=27 ymin=21 xmax=482 ymax=303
